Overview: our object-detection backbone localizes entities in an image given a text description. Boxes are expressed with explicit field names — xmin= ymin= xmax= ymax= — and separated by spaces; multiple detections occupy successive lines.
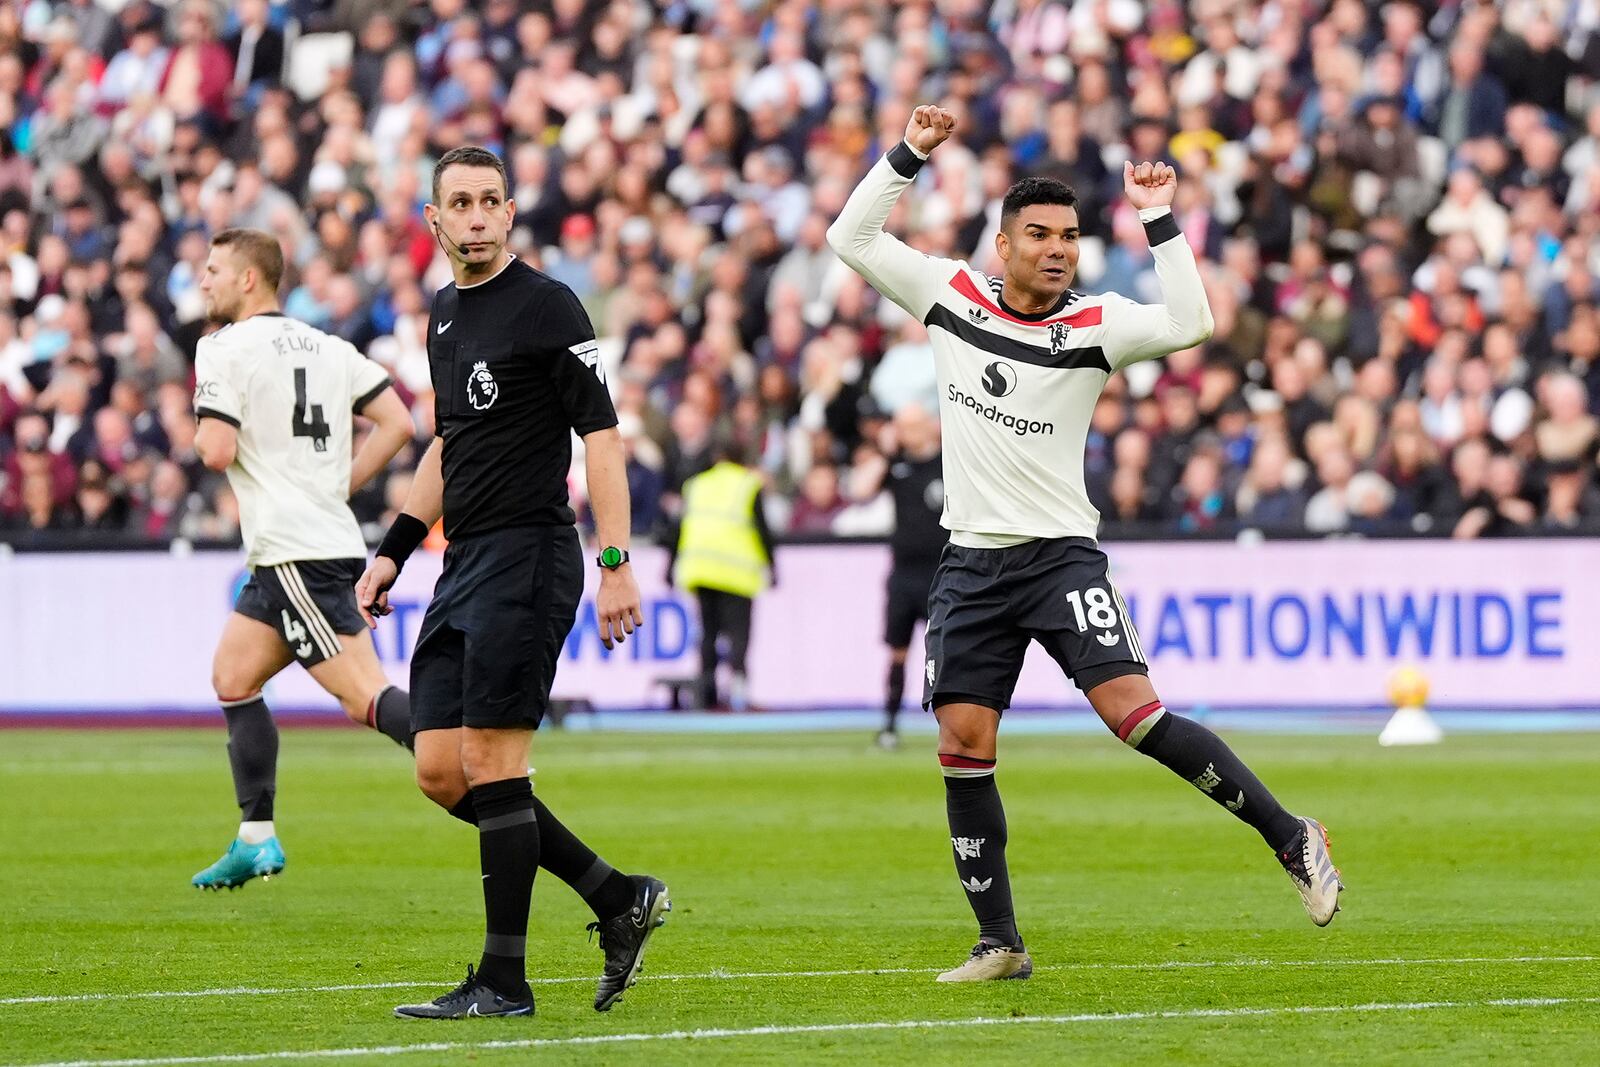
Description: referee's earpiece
xmin=431 ymin=218 xmax=466 ymax=257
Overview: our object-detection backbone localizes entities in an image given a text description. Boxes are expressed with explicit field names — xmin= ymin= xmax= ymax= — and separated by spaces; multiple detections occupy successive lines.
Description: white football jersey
xmin=828 ymin=145 xmax=1214 ymax=546
xmin=193 ymin=312 xmax=391 ymax=567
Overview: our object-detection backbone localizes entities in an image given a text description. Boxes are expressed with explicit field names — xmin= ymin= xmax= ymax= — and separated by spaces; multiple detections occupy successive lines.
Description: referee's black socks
xmin=884 ymin=660 xmax=906 ymax=729
xmin=940 ymin=754 xmax=1022 ymax=948
xmin=448 ymin=791 xmax=634 ymax=922
xmin=1118 ymin=702 xmax=1301 ymax=851
xmin=471 ymin=777 xmax=539 ymax=997
xmin=530 ymin=798 xmax=636 ymax=921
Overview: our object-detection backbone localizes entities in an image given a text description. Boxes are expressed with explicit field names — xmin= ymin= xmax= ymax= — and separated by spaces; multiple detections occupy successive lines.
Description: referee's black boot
xmin=393 ymin=966 xmax=534 ymax=1019
xmin=589 ymin=875 xmax=672 ymax=1011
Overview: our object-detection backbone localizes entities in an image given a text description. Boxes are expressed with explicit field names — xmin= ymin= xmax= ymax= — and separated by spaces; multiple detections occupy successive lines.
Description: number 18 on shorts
xmin=922 ymin=537 xmax=1145 ymax=713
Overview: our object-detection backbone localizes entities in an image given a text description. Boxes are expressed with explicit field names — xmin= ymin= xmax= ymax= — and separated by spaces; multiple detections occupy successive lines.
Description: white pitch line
xmin=9 ymin=995 xmax=1599 ymax=1067
xmin=3 ymin=954 xmax=1594 ymax=1008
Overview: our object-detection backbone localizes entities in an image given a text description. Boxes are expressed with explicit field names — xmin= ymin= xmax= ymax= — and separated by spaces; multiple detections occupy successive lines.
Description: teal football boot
xmin=191 ymin=837 xmax=286 ymax=890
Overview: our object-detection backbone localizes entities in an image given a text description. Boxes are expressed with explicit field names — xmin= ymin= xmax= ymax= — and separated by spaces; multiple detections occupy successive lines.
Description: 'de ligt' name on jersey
xmin=828 ymin=142 xmax=1214 ymax=546
xmin=194 ymin=312 xmax=391 ymax=567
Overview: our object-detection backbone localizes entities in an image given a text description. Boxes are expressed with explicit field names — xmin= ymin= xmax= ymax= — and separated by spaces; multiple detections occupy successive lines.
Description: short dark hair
xmin=210 ymin=228 xmax=284 ymax=292
xmin=431 ymin=145 xmax=508 ymax=204
xmin=1000 ymin=176 xmax=1079 ymax=229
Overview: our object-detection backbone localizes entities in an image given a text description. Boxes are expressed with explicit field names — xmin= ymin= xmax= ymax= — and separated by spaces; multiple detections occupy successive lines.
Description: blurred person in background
xmin=73 ymin=456 xmax=128 ymax=532
xmin=1235 ymin=434 xmax=1307 ymax=532
xmin=788 ymin=460 xmax=845 ymax=533
xmin=1454 ymin=452 xmax=1536 ymax=539
xmin=1541 ymin=460 xmax=1600 ymax=531
xmin=856 ymin=404 xmax=945 ymax=751
xmin=671 ymin=441 xmax=776 ymax=713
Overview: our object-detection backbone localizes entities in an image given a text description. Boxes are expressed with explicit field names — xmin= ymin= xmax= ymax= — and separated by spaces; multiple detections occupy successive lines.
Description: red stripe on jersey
xmin=938 ymin=753 xmax=997 ymax=769
xmin=1115 ymin=700 xmax=1165 ymax=742
xmin=949 ymin=271 xmax=1104 ymax=328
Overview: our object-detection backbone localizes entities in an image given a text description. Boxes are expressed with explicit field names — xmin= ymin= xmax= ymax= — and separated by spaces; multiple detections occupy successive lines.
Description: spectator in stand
xmin=1236 ymin=434 xmax=1307 ymax=532
xmin=789 ymin=463 xmax=845 ymax=535
xmin=160 ymin=2 xmax=232 ymax=132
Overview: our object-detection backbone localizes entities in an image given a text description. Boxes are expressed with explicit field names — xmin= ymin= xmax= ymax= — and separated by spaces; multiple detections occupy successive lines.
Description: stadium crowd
xmin=2 ymin=0 xmax=1600 ymax=548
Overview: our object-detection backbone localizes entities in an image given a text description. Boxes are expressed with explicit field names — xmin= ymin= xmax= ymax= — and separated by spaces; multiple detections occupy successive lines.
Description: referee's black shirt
xmin=427 ymin=257 xmax=617 ymax=539
xmin=888 ymin=451 xmax=947 ymax=572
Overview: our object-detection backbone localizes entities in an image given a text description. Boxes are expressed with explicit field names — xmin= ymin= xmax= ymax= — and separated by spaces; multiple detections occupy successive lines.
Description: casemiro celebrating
xmin=829 ymin=106 xmax=1342 ymax=982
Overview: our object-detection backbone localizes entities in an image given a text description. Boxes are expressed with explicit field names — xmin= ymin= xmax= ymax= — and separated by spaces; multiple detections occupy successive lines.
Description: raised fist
xmin=1123 ymin=160 xmax=1177 ymax=211
xmin=904 ymin=105 xmax=957 ymax=155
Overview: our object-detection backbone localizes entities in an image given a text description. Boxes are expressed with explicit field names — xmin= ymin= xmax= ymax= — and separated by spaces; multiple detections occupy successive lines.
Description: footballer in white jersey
xmin=187 ymin=228 xmax=418 ymax=891
xmin=195 ymin=313 xmax=390 ymax=570
xmin=831 ymin=107 xmax=1342 ymax=981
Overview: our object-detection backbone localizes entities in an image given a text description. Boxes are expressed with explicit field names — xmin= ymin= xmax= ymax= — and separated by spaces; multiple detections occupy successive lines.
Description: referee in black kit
xmin=357 ymin=146 xmax=669 ymax=1020
xmin=874 ymin=404 xmax=946 ymax=750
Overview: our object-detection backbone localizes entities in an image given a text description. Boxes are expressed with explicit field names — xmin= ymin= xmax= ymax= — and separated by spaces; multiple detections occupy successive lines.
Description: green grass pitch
xmin=1 ymin=727 xmax=1597 ymax=1065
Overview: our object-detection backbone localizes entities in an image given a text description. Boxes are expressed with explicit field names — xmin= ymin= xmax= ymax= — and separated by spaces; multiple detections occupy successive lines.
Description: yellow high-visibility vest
xmin=674 ymin=462 xmax=769 ymax=597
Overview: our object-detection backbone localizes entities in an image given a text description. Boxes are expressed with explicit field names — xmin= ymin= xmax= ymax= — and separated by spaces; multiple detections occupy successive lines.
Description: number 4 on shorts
xmin=280 ymin=609 xmax=313 ymax=659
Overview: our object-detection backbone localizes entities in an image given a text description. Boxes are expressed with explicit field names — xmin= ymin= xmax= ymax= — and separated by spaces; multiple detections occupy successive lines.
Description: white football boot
xmin=1279 ymin=816 xmax=1343 ymax=926
xmin=936 ymin=940 xmax=1033 ymax=982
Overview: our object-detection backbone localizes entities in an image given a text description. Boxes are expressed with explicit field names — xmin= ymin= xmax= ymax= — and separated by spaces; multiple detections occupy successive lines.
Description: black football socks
xmin=528 ymin=798 xmax=635 ymax=921
xmin=222 ymin=695 xmax=277 ymax=822
xmin=940 ymin=754 xmax=1021 ymax=947
xmin=1118 ymin=701 xmax=1301 ymax=851
xmin=884 ymin=660 xmax=906 ymax=732
xmin=448 ymin=791 xmax=632 ymax=921
xmin=472 ymin=777 xmax=539 ymax=997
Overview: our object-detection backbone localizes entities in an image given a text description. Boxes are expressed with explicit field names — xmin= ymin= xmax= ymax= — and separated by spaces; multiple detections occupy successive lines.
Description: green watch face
xmin=600 ymin=546 xmax=624 ymax=568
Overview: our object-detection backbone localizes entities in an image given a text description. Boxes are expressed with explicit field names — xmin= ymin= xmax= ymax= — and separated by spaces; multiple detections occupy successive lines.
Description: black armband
xmin=886 ymin=140 xmax=928 ymax=179
xmin=1142 ymin=211 xmax=1182 ymax=248
xmin=376 ymin=513 xmax=429 ymax=570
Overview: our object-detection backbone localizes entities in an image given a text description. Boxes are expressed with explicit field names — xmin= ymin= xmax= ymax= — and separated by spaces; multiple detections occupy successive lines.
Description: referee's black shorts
xmin=922 ymin=537 xmax=1148 ymax=714
xmin=410 ymin=524 xmax=583 ymax=732
xmin=884 ymin=562 xmax=937 ymax=648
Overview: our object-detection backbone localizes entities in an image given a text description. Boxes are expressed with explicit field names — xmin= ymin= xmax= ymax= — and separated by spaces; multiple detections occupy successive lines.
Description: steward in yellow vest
xmin=671 ymin=449 xmax=776 ymax=710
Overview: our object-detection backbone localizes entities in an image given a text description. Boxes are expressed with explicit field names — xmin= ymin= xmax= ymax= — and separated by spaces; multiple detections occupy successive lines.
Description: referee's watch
xmin=596 ymin=546 xmax=630 ymax=570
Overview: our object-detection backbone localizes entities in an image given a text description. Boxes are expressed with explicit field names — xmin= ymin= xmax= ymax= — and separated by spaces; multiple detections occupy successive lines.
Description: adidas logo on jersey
xmin=967 ymin=307 xmax=990 ymax=325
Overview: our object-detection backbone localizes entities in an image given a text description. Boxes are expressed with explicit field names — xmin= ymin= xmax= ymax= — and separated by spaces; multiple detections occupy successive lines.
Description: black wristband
xmin=376 ymin=513 xmax=429 ymax=570
xmin=1142 ymin=211 xmax=1182 ymax=248
xmin=886 ymin=140 xmax=927 ymax=179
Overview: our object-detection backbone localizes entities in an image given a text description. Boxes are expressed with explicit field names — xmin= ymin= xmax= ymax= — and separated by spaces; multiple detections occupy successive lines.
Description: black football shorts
xmin=234 ymin=558 xmax=366 ymax=667
xmin=922 ymin=537 xmax=1147 ymax=713
xmin=410 ymin=524 xmax=583 ymax=732
xmin=884 ymin=563 xmax=937 ymax=648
